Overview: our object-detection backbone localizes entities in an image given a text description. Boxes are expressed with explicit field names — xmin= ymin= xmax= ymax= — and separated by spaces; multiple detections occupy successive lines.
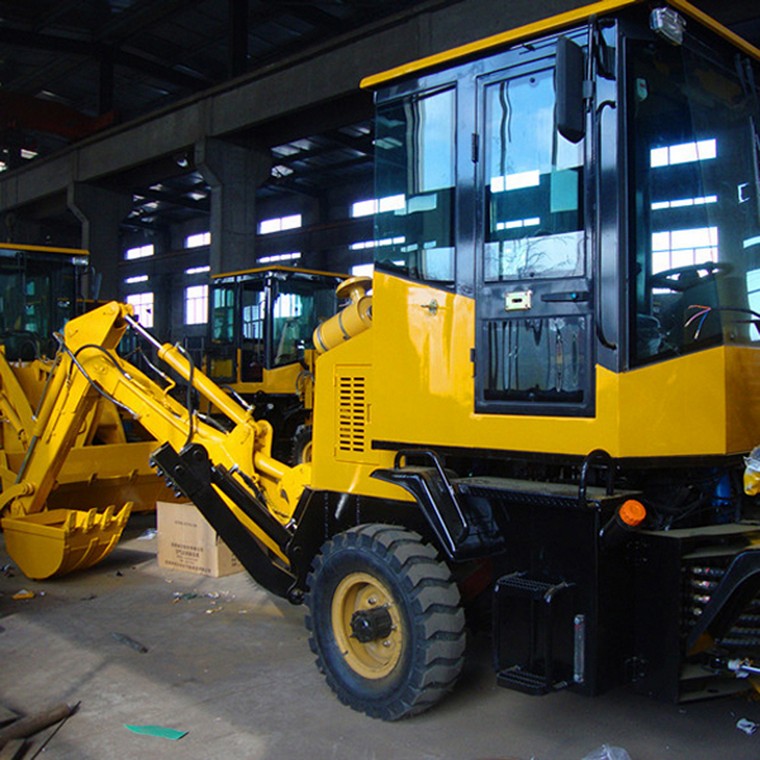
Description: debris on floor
xmin=736 ymin=717 xmax=758 ymax=735
xmin=170 ymin=589 xmax=237 ymax=616
xmin=171 ymin=592 xmax=198 ymax=602
xmin=124 ymin=723 xmax=187 ymax=740
xmin=11 ymin=590 xmax=34 ymax=601
xmin=0 ymin=702 xmax=78 ymax=753
xmin=111 ymin=631 xmax=149 ymax=653
xmin=170 ymin=590 xmax=236 ymax=603
xmin=581 ymin=746 xmax=632 ymax=760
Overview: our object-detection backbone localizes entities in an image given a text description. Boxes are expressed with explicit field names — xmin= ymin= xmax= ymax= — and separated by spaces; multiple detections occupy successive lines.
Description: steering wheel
xmin=650 ymin=262 xmax=732 ymax=292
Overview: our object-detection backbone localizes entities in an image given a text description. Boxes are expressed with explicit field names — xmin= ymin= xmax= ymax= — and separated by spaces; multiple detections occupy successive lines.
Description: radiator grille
xmin=684 ymin=561 xmax=760 ymax=651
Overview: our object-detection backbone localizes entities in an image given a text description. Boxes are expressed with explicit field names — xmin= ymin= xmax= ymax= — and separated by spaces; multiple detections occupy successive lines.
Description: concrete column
xmin=195 ymin=137 xmax=271 ymax=275
xmin=67 ymin=183 xmax=132 ymax=300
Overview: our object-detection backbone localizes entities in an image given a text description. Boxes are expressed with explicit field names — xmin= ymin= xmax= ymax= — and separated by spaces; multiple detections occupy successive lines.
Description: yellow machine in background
xmin=205 ymin=265 xmax=346 ymax=462
xmin=0 ymin=242 xmax=88 ymax=360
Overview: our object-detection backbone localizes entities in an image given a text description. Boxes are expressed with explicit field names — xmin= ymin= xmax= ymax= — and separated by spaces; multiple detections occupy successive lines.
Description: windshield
xmin=628 ymin=38 xmax=760 ymax=366
xmin=270 ymin=276 xmax=338 ymax=367
xmin=209 ymin=274 xmax=339 ymax=379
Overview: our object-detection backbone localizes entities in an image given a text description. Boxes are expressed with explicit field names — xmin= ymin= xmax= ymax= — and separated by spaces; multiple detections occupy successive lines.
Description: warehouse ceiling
xmin=0 ymin=0 xmax=759 ymax=233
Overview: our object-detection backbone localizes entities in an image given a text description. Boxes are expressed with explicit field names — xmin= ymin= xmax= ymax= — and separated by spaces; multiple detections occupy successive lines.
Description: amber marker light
xmin=619 ymin=499 xmax=647 ymax=528
xmin=599 ymin=499 xmax=647 ymax=549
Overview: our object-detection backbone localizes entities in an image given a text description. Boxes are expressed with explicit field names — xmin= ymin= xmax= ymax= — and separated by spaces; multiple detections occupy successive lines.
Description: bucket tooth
xmin=1 ymin=503 xmax=133 ymax=580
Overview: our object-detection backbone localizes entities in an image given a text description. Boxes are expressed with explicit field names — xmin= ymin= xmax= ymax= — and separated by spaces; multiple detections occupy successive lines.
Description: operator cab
xmin=0 ymin=243 xmax=89 ymax=361
xmin=207 ymin=265 xmax=346 ymax=386
xmin=369 ymin=1 xmax=760 ymax=431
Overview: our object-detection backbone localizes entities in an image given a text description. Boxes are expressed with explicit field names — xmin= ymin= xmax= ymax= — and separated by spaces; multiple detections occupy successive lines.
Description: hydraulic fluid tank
xmin=313 ymin=276 xmax=372 ymax=354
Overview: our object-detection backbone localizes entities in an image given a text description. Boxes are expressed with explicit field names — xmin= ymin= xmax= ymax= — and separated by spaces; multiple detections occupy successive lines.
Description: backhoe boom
xmin=0 ymin=302 xmax=309 ymax=583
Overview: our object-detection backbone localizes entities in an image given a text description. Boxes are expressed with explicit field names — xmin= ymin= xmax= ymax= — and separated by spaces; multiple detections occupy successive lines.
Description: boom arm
xmin=1 ymin=302 xmax=310 ymax=590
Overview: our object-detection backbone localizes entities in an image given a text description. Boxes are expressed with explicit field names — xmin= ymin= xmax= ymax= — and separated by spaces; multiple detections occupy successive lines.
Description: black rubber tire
xmin=304 ymin=524 xmax=465 ymax=720
xmin=290 ymin=423 xmax=312 ymax=465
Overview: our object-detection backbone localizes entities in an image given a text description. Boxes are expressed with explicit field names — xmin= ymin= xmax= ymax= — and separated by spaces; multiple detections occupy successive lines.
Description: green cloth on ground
xmin=124 ymin=724 xmax=187 ymax=740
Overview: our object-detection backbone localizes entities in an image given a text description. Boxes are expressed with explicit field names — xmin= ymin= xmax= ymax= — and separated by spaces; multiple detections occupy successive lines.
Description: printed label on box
xmin=156 ymin=501 xmax=242 ymax=577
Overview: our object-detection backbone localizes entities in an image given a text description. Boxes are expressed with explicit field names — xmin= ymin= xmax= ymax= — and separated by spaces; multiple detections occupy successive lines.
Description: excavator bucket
xmin=1 ymin=503 xmax=132 ymax=580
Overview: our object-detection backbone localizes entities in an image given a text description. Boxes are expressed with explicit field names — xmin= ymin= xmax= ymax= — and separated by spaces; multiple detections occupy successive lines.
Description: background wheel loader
xmin=5 ymin=0 xmax=760 ymax=724
xmin=204 ymin=265 xmax=347 ymax=463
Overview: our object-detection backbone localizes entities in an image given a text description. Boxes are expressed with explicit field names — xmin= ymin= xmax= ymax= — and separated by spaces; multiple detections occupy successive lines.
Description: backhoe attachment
xmin=0 ymin=305 xmax=138 ymax=578
xmin=0 ymin=301 xmax=306 ymax=582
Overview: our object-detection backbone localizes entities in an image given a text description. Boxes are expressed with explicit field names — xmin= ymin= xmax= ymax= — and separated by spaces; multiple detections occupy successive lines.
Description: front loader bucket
xmin=1 ymin=503 xmax=132 ymax=580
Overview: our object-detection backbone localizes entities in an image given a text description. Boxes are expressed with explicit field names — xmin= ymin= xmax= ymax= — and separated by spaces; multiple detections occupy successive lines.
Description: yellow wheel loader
xmin=6 ymin=0 xmax=760 ymax=723
xmin=205 ymin=265 xmax=347 ymax=462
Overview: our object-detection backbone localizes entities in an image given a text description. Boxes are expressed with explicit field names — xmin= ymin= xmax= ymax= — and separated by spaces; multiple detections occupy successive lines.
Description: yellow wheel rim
xmin=331 ymin=571 xmax=403 ymax=680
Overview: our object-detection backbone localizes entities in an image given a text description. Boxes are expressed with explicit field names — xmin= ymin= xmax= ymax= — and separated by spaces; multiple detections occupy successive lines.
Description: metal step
xmin=493 ymin=572 xmax=576 ymax=696
xmin=496 ymin=574 xmax=558 ymax=599
xmin=496 ymin=665 xmax=566 ymax=695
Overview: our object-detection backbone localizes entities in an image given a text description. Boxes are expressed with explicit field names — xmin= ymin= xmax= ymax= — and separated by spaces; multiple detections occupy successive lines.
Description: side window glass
xmin=374 ymin=87 xmax=456 ymax=284
xmin=483 ymin=68 xmax=584 ymax=281
xmin=211 ymin=285 xmax=235 ymax=342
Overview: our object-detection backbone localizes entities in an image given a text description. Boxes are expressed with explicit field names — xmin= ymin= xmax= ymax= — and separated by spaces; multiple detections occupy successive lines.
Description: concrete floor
xmin=2 ymin=515 xmax=760 ymax=760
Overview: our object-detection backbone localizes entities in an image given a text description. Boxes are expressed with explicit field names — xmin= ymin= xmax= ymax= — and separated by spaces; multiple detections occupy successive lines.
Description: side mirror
xmin=555 ymin=36 xmax=586 ymax=144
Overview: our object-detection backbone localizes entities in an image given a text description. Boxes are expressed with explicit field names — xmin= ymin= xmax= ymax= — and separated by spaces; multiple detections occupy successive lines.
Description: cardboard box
xmin=156 ymin=501 xmax=243 ymax=577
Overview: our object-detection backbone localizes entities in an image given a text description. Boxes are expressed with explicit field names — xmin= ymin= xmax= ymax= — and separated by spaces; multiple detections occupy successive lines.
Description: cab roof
xmin=211 ymin=264 xmax=347 ymax=282
xmin=360 ymin=0 xmax=760 ymax=90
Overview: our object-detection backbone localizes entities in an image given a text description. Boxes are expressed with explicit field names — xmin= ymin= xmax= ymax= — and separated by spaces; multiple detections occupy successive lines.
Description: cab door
xmin=474 ymin=44 xmax=594 ymax=417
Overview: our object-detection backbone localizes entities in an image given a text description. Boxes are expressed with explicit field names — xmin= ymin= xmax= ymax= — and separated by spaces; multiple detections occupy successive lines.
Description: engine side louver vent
xmin=337 ymin=374 xmax=367 ymax=453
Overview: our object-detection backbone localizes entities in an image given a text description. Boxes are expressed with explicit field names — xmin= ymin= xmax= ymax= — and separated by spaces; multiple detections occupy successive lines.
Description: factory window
xmin=185 ymin=284 xmax=208 ymax=325
xmin=126 ymin=292 xmax=154 ymax=328
xmin=351 ymin=195 xmax=405 ymax=218
xmin=651 ymin=195 xmax=717 ymax=211
xmin=259 ymin=214 xmax=302 ymax=235
xmin=125 ymin=275 xmax=148 ymax=284
xmin=185 ymin=265 xmax=210 ymax=275
xmin=747 ymin=267 xmax=760 ymax=341
xmin=351 ymin=264 xmax=374 ymax=278
xmin=350 ymin=237 xmax=405 ymax=251
xmin=185 ymin=232 xmax=211 ymax=248
xmin=258 ymin=252 xmax=301 ymax=263
xmin=651 ymin=227 xmax=718 ymax=276
xmin=125 ymin=244 xmax=154 ymax=260
xmin=650 ymin=138 xmax=716 ymax=168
